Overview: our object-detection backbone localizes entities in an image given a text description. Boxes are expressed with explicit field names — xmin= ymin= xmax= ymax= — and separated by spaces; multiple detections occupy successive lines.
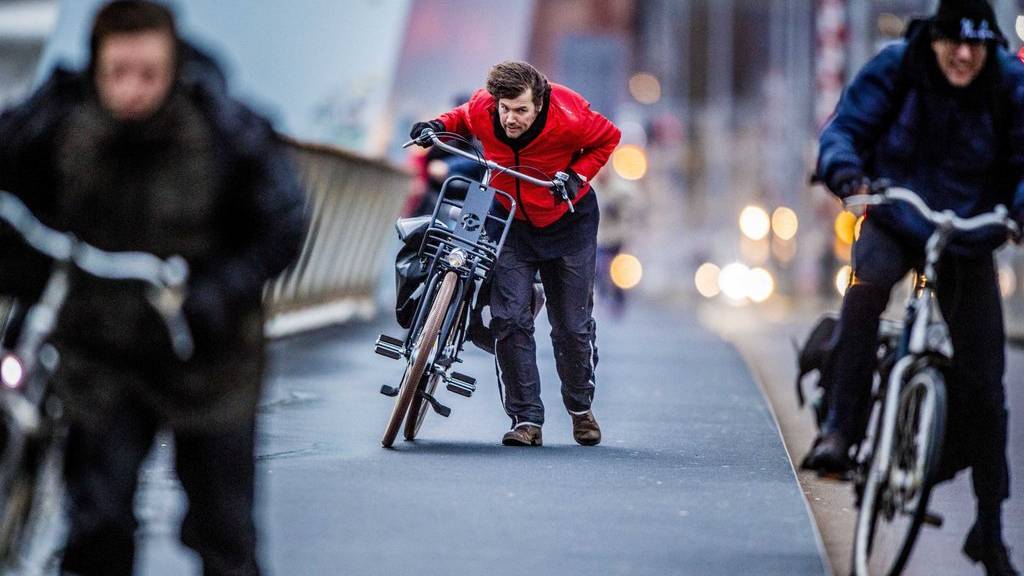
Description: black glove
xmin=409 ymin=120 xmax=444 ymax=147
xmin=828 ymin=167 xmax=869 ymax=199
xmin=554 ymin=169 xmax=584 ymax=204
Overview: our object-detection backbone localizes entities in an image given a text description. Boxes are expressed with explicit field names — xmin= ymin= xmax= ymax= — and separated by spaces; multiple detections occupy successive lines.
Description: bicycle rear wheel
xmin=852 ymin=365 xmax=946 ymax=576
xmin=381 ymin=271 xmax=457 ymax=448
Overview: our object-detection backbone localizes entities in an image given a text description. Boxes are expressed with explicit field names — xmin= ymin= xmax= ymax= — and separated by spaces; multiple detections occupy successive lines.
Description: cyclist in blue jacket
xmin=807 ymin=1 xmax=1023 ymax=573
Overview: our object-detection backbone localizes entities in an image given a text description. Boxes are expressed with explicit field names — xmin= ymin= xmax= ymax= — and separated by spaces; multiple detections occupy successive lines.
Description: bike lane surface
xmin=130 ymin=300 xmax=828 ymax=576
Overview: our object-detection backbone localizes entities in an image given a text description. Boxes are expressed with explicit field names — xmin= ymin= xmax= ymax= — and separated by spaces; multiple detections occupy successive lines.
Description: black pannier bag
xmin=394 ymin=216 xmax=431 ymax=329
xmin=795 ymin=313 xmax=839 ymax=428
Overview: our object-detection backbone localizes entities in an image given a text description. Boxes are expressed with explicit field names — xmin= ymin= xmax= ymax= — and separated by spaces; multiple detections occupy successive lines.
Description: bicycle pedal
xmin=380 ymin=385 xmax=399 ymax=397
xmin=922 ymin=510 xmax=944 ymax=528
xmin=419 ymin=390 xmax=451 ymax=417
xmin=374 ymin=335 xmax=404 ymax=360
xmin=446 ymin=371 xmax=476 ymax=397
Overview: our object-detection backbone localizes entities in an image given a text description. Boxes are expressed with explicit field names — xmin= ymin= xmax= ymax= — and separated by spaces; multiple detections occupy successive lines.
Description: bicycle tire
xmin=404 ymin=298 xmax=467 ymax=441
xmin=403 ymin=371 xmax=442 ymax=441
xmin=852 ymin=365 xmax=946 ymax=576
xmin=381 ymin=271 xmax=457 ymax=448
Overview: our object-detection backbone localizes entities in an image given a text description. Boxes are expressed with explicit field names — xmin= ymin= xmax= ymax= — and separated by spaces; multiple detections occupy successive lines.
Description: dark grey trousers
xmin=490 ymin=238 xmax=598 ymax=428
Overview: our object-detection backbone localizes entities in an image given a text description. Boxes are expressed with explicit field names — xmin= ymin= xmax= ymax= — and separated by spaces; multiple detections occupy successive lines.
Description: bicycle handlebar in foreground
xmin=0 ymin=190 xmax=194 ymax=360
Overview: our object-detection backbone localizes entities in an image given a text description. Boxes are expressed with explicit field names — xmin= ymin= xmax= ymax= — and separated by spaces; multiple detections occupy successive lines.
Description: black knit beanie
xmin=931 ymin=0 xmax=1006 ymax=45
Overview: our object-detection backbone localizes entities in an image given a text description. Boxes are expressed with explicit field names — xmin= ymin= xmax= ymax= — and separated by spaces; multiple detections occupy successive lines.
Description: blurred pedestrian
xmin=595 ymin=170 xmax=641 ymax=318
xmin=0 ymin=1 xmax=305 ymax=574
xmin=410 ymin=61 xmax=620 ymax=447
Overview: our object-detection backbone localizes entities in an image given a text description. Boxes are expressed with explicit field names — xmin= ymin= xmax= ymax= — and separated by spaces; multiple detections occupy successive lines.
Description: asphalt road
xmin=115 ymin=301 xmax=827 ymax=576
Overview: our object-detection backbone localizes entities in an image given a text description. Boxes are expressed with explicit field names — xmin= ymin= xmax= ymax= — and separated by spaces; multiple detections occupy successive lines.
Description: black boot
xmin=963 ymin=522 xmax=1019 ymax=576
xmin=801 ymin=430 xmax=853 ymax=477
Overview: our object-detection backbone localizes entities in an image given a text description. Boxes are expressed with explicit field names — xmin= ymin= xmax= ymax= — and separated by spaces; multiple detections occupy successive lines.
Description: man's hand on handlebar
xmin=553 ymin=169 xmax=583 ymax=204
xmin=409 ymin=120 xmax=444 ymax=148
xmin=551 ymin=170 xmax=581 ymax=213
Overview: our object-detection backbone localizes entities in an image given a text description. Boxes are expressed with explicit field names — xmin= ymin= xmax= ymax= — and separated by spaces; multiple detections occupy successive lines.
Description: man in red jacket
xmin=411 ymin=61 xmax=620 ymax=447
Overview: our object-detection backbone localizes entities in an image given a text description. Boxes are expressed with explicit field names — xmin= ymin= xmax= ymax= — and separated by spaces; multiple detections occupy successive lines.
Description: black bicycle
xmin=374 ymin=128 xmax=573 ymax=448
xmin=0 ymin=190 xmax=193 ymax=568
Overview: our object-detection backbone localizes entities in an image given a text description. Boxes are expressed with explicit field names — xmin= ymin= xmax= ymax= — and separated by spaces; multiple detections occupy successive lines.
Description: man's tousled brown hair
xmin=486 ymin=61 xmax=550 ymax=108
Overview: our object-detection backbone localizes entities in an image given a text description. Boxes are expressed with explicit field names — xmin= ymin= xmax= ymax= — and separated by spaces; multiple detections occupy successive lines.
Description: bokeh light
xmin=695 ymin=263 xmax=721 ymax=298
xmin=748 ymin=268 xmax=775 ymax=303
xmin=835 ymin=265 xmax=853 ymax=296
xmin=719 ymin=262 xmax=750 ymax=301
xmin=739 ymin=206 xmax=771 ymax=241
xmin=612 ymin=145 xmax=648 ymax=181
xmin=771 ymin=207 xmax=799 ymax=240
xmin=629 ymin=72 xmax=662 ymax=105
xmin=610 ymin=253 xmax=643 ymax=290
xmin=1 ymin=355 xmax=23 ymax=388
xmin=834 ymin=210 xmax=858 ymax=245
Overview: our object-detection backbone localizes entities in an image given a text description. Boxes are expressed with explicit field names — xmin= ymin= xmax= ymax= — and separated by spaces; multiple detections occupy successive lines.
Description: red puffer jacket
xmin=436 ymin=83 xmax=620 ymax=227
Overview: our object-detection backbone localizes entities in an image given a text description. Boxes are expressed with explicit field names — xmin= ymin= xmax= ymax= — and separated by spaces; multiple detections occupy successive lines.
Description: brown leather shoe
xmin=502 ymin=425 xmax=542 ymax=446
xmin=570 ymin=411 xmax=601 ymax=446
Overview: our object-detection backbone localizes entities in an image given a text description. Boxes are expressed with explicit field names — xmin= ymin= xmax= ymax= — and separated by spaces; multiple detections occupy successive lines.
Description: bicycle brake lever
xmin=552 ymin=172 xmax=575 ymax=213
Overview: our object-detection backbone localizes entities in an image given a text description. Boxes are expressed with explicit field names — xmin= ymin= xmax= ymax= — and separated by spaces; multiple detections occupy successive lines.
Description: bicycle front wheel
xmin=852 ymin=365 xmax=946 ymax=576
xmin=403 ymin=371 xmax=442 ymax=441
xmin=381 ymin=271 xmax=457 ymax=448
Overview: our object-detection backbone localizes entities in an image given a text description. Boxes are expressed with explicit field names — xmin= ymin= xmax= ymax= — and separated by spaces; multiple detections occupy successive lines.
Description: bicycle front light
xmin=1 ymin=354 xmax=24 ymax=389
xmin=446 ymin=249 xmax=468 ymax=268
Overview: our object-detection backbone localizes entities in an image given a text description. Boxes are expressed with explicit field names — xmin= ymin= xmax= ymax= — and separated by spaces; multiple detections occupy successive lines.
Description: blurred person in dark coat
xmin=0 ymin=1 xmax=305 ymax=574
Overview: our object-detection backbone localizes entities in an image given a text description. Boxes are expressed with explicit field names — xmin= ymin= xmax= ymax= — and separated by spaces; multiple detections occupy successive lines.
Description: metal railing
xmin=263 ymin=138 xmax=410 ymax=336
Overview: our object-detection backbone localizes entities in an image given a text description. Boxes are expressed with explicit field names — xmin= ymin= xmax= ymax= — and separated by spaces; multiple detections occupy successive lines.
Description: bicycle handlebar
xmin=0 ymin=190 xmax=194 ymax=360
xmin=402 ymin=128 xmax=575 ymax=212
xmin=844 ymin=186 xmax=1021 ymax=241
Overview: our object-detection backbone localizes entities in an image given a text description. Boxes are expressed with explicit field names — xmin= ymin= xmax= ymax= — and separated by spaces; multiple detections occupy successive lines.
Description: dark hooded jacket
xmin=0 ymin=44 xmax=306 ymax=432
xmin=817 ymin=21 xmax=1024 ymax=255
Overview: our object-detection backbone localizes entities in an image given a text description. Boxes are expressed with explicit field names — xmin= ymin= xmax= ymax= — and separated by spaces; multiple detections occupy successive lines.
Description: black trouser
xmin=491 ymin=239 xmax=598 ymax=428
xmin=824 ymin=219 xmax=1010 ymax=505
xmin=61 ymin=395 xmax=260 ymax=576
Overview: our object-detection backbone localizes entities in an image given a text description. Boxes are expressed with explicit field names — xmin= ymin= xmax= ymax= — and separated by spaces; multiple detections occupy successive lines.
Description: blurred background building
xmin=5 ymin=0 xmax=1024 ymax=319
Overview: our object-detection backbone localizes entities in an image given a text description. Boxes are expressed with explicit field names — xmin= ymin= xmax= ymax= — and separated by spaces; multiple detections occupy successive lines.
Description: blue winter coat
xmin=817 ymin=31 xmax=1024 ymax=254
